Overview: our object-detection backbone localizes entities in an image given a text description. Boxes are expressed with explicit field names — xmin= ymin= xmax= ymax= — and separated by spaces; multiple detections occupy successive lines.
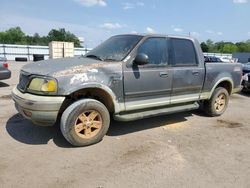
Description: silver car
xmin=0 ymin=57 xmax=11 ymax=80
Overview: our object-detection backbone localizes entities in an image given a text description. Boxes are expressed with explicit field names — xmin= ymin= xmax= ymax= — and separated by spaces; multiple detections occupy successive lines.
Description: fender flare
xmin=65 ymin=82 xmax=124 ymax=113
xmin=208 ymin=77 xmax=233 ymax=99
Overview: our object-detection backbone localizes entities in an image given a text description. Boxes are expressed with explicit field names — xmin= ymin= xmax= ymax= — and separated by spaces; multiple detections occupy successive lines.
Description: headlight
xmin=28 ymin=77 xmax=57 ymax=95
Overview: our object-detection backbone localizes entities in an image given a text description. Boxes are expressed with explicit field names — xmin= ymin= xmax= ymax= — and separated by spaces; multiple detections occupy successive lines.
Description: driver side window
xmin=137 ymin=37 xmax=168 ymax=65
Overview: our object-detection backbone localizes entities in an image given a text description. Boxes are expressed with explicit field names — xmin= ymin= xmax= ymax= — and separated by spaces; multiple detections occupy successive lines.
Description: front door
xmin=123 ymin=37 xmax=173 ymax=111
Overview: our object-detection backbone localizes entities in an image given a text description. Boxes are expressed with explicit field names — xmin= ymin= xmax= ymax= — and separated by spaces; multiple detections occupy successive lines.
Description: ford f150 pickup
xmin=12 ymin=34 xmax=242 ymax=146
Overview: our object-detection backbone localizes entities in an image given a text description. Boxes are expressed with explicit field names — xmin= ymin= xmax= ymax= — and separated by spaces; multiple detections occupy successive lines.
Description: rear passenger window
xmin=171 ymin=39 xmax=197 ymax=66
xmin=137 ymin=38 xmax=168 ymax=65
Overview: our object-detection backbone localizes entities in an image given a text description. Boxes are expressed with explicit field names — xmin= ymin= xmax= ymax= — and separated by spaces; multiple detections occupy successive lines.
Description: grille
xmin=17 ymin=72 xmax=30 ymax=91
xmin=248 ymin=74 xmax=250 ymax=82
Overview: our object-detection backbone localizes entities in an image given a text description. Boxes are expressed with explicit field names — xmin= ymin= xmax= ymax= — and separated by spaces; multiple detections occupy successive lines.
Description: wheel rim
xmin=214 ymin=93 xmax=226 ymax=112
xmin=74 ymin=110 xmax=103 ymax=139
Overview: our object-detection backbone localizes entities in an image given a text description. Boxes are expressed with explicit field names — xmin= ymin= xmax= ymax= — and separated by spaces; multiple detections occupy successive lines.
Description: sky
xmin=0 ymin=0 xmax=250 ymax=47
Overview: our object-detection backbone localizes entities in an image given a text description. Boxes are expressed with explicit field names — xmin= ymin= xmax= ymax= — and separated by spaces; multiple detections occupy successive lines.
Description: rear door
xmin=169 ymin=38 xmax=205 ymax=104
xmin=123 ymin=37 xmax=173 ymax=111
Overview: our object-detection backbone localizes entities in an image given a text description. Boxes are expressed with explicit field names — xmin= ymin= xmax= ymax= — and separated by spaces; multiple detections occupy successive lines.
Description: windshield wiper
xmin=85 ymin=54 xmax=103 ymax=61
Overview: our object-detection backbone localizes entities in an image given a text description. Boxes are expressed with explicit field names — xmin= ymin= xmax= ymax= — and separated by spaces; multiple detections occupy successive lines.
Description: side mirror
xmin=134 ymin=53 xmax=149 ymax=65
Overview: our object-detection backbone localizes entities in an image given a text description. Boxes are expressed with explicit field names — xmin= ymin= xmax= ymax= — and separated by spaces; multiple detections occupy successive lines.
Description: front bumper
xmin=11 ymin=86 xmax=65 ymax=126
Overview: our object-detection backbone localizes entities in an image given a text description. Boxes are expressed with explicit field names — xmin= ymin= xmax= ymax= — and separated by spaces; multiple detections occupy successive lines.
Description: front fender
xmin=65 ymin=82 xmax=116 ymax=99
xmin=64 ymin=82 xmax=125 ymax=114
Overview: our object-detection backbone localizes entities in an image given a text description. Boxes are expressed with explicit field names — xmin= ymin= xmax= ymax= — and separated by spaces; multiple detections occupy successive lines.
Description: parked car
xmin=204 ymin=56 xmax=223 ymax=63
xmin=242 ymin=63 xmax=250 ymax=92
xmin=0 ymin=57 xmax=11 ymax=80
xmin=12 ymin=34 xmax=242 ymax=146
xmin=220 ymin=56 xmax=233 ymax=63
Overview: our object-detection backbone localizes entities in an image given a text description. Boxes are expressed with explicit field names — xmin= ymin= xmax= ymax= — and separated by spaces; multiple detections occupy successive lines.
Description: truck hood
xmin=21 ymin=57 xmax=105 ymax=77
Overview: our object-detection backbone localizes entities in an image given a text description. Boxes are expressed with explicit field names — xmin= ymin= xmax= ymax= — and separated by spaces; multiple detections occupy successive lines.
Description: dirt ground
xmin=0 ymin=61 xmax=250 ymax=188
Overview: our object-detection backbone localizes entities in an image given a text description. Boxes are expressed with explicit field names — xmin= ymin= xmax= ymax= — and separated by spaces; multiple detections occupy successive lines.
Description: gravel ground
xmin=0 ymin=61 xmax=250 ymax=188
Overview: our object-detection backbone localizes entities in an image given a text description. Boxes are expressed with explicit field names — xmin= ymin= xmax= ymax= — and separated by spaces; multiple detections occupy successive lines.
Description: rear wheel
xmin=203 ymin=87 xmax=229 ymax=116
xmin=60 ymin=99 xmax=110 ymax=147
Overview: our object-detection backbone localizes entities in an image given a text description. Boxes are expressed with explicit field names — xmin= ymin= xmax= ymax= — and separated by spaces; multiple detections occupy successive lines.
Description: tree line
xmin=1 ymin=27 xmax=250 ymax=53
xmin=0 ymin=27 xmax=82 ymax=47
xmin=201 ymin=39 xmax=250 ymax=53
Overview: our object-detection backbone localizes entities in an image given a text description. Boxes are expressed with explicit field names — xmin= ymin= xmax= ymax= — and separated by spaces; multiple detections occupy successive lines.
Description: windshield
xmin=85 ymin=35 xmax=143 ymax=61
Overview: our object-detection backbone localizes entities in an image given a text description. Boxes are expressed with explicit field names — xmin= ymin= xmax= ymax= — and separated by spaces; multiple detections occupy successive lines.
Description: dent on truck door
xmin=170 ymin=38 xmax=205 ymax=104
xmin=123 ymin=37 xmax=173 ymax=111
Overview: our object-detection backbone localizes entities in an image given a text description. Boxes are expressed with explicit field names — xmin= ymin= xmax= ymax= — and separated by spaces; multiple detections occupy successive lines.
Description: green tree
xmin=33 ymin=33 xmax=41 ymax=45
xmin=200 ymin=42 xmax=208 ymax=52
xmin=236 ymin=41 xmax=250 ymax=52
xmin=0 ymin=27 xmax=82 ymax=47
xmin=47 ymin=28 xmax=81 ymax=47
xmin=205 ymin=39 xmax=217 ymax=52
xmin=200 ymin=39 xmax=250 ymax=53
xmin=222 ymin=43 xmax=238 ymax=53
xmin=214 ymin=41 xmax=225 ymax=53
xmin=0 ymin=27 xmax=26 ymax=44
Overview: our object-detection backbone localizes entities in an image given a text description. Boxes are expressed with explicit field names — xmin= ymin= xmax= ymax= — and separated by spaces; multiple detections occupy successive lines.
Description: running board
xmin=114 ymin=102 xmax=199 ymax=121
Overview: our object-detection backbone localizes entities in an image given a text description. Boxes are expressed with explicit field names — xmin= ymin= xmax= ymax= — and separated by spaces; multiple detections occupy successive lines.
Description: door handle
xmin=159 ymin=72 xmax=168 ymax=77
xmin=192 ymin=71 xmax=199 ymax=76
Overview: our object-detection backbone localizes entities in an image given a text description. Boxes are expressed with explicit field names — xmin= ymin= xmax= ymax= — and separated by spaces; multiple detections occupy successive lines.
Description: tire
xmin=203 ymin=87 xmax=229 ymax=117
xmin=60 ymin=99 xmax=110 ymax=147
xmin=241 ymin=83 xmax=250 ymax=93
xmin=241 ymin=87 xmax=247 ymax=93
xmin=15 ymin=57 xmax=27 ymax=62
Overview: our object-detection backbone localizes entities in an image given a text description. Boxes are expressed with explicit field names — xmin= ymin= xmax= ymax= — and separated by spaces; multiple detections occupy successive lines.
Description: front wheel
xmin=203 ymin=87 xmax=229 ymax=117
xmin=60 ymin=99 xmax=110 ymax=147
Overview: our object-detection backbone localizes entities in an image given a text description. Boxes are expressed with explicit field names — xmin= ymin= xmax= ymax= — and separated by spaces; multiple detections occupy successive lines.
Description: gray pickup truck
xmin=12 ymin=34 xmax=242 ymax=146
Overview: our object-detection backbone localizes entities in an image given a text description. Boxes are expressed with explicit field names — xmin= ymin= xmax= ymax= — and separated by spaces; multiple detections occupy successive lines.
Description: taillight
xmin=3 ymin=63 xmax=8 ymax=68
